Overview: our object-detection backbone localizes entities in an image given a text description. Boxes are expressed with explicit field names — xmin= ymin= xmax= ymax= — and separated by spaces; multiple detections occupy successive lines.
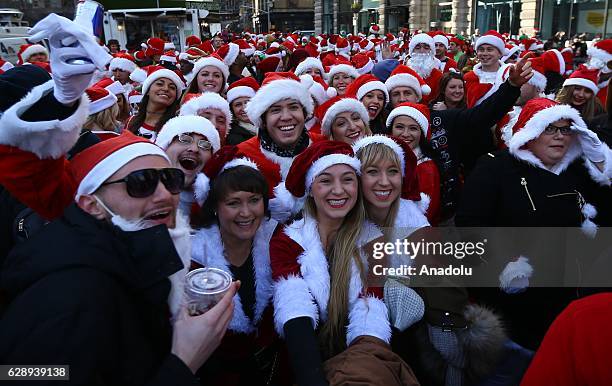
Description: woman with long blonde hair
xmin=269 ymin=140 xmax=414 ymax=385
xmin=556 ymin=66 xmax=604 ymax=121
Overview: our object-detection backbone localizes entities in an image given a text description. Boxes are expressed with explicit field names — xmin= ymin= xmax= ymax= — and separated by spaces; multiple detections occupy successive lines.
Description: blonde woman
xmin=270 ymin=141 xmax=416 ymax=386
xmin=556 ymin=66 xmax=605 ymax=122
xmin=83 ymin=87 xmax=121 ymax=133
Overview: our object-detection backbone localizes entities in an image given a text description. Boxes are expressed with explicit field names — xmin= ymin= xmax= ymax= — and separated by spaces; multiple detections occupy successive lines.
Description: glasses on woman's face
xmin=101 ymin=168 xmax=185 ymax=198
xmin=543 ymin=125 xmax=574 ymax=136
xmin=177 ymin=134 xmax=212 ymax=151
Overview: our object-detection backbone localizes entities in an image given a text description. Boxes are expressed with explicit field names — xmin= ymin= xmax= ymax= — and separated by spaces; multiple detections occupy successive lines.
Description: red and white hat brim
xmin=227 ymin=86 xmax=256 ymax=104
xmin=562 ymin=78 xmax=599 ymax=95
xmin=179 ymin=92 xmax=232 ymax=133
xmin=109 ymin=57 xmax=136 ymax=73
xmin=155 ymin=115 xmax=221 ymax=152
xmin=295 ymin=57 xmax=325 ymax=77
xmin=353 ymin=135 xmax=406 ymax=174
xmin=385 ymin=73 xmax=425 ymax=100
xmin=223 ymin=43 xmax=240 ymax=66
xmin=194 ymin=157 xmax=259 ymax=205
xmin=356 ymin=80 xmax=389 ymax=103
xmin=385 ymin=105 xmax=429 ymax=138
xmin=475 ymin=35 xmax=506 ymax=55
xmin=321 ymin=98 xmax=370 ymax=137
xmin=21 ymin=44 xmax=48 ymax=62
xmin=326 ymin=64 xmax=359 ymax=82
xmin=142 ymin=69 xmax=185 ymax=97
xmin=587 ymin=45 xmax=612 ymax=64
xmin=409 ymin=34 xmax=435 ymax=55
xmin=191 ymin=55 xmax=230 ymax=83
xmin=88 ymin=92 xmax=117 ymax=115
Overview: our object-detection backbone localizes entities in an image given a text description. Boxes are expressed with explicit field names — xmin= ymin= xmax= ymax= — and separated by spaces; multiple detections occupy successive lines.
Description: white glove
xmin=432 ymin=101 xmax=447 ymax=111
xmin=268 ymin=197 xmax=293 ymax=223
xmin=29 ymin=14 xmax=111 ymax=104
xmin=572 ymin=122 xmax=606 ymax=163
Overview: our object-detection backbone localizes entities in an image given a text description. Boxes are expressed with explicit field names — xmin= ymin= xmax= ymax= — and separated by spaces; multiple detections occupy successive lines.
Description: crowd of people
xmin=0 ymin=12 xmax=611 ymax=386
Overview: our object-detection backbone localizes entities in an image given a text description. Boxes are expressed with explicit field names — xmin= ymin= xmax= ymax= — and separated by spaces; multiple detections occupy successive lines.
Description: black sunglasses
xmin=101 ymin=168 xmax=185 ymax=198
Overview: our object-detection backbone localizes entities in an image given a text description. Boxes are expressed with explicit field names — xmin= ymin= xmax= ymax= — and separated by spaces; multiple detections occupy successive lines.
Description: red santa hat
xmin=144 ymin=38 xmax=166 ymax=57
xmin=193 ymin=145 xmax=260 ymax=205
xmin=562 ymin=65 xmax=599 ymax=95
xmin=216 ymin=42 xmax=241 ymax=66
xmin=475 ymin=30 xmax=507 ymax=55
xmin=86 ymin=87 xmax=118 ymax=115
xmin=385 ymin=102 xmax=431 ymax=141
xmin=369 ymin=24 xmax=381 ymax=36
xmin=141 ymin=65 xmax=185 ymax=97
xmin=352 ymin=135 xmax=422 ymax=201
xmin=305 ymin=42 xmax=320 ymax=57
xmin=306 ymin=75 xmax=337 ymax=106
xmin=345 ymin=74 xmax=389 ymax=104
xmin=384 ymin=65 xmax=431 ymax=101
xmin=265 ymin=46 xmax=286 ymax=59
xmin=245 ymin=72 xmax=314 ymax=128
xmin=128 ymin=89 xmax=143 ymax=105
xmin=164 ymin=41 xmax=175 ymax=51
xmin=234 ymin=39 xmax=255 ymax=57
xmin=587 ymin=39 xmax=612 ymax=64
xmin=351 ymin=53 xmax=374 ymax=75
xmin=159 ymin=50 xmax=178 ymax=64
xmin=318 ymin=96 xmax=370 ymax=137
xmin=93 ymin=77 xmax=125 ymax=96
xmin=294 ymin=57 xmax=325 ymax=76
xmin=133 ymin=49 xmax=147 ymax=62
xmin=526 ymin=49 xmax=565 ymax=92
xmin=186 ymin=35 xmax=202 ymax=47
xmin=282 ymin=40 xmax=296 ymax=53
xmin=72 ymin=132 xmax=170 ymax=200
xmin=501 ymin=44 xmax=521 ymax=62
xmin=561 ymin=47 xmax=574 ymax=75
xmin=179 ymin=92 xmax=232 ymax=134
xmin=273 ymin=140 xmax=362 ymax=215
xmin=17 ymin=44 xmax=48 ymax=65
xmin=109 ymin=53 xmax=137 ymax=73
xmin=431 ymin=31 xmax=449 ymax=49
xmin=409 ymin=33 xmax=435 ymax=55
xmin=520 ymin=38 xmax=543 ymax=53
xmin=155 ymin=115 xmax=221 ymax=153
xmin=191 ymin=53 xmax=230 ymax=83
xmin=335 ymin=37 xmax=351 ymax=58
xmin=199 ymin=40 xmax=215 ymax=55
xmin=326 ymin=62 xmax=359 ymax=82
xmin=358 ymin=39 xmax=375 ymax=52
xmin=226 ymin=76 xmax=260 ymax=104
xmin=256 ymin=56 xmax=283 ymax=75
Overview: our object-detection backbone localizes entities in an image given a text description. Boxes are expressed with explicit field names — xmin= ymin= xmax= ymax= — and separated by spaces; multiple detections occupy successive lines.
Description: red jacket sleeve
xmin=269 ymin=225 xmax=303 ymax=280
xmin=0 ymin=145 xmax=76 ymax=220
xmin=417 ymin=160 xmax=441 ymax=226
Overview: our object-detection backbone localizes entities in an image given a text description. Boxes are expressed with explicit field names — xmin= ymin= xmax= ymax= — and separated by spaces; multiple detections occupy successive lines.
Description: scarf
xmin=259 ymin=127 xmax=310 ymax=158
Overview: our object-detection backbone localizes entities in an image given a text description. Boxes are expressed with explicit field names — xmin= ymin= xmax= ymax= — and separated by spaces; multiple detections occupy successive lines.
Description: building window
xmin=475 ymin=0 xmax=521 ymax=35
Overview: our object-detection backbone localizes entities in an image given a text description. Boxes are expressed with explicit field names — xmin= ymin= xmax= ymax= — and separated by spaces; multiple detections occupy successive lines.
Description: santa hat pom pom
xmin=581 ymin=218 xmax=598 ymax=239
xmin=581 ymin=202 xmax=597 ymax=219
xmin=272 ymin=181 xmax=307 ymax=216
xmin=416 ymin=192 xmax=430 ymax=214
xmin=327 ymin=87 xmax=338 ymax=98
xmin=299 ymin=74 xmax=314 ymax=89
xmin=421 ymin=84 xmax=431 ymax=95
xmin=194 ymin=173 xmax=211 ymax=206
xmin=130 ymin=68 xmax=147 ymax=84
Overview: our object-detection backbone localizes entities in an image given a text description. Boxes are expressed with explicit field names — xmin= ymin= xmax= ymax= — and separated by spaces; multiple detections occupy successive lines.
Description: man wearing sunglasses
xmin=0 ymin=15 xmax=236 ymax=385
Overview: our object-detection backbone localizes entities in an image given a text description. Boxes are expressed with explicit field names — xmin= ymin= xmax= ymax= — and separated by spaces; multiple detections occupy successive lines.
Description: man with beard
xmin=464 ymin=30 xmax=512 ymax=107
xmin=432 ymin=32 xmax=458 ymax=73
xmin=0 ymin=16 xmax=236 ymax=384
xmin=405 ymin=33 xmax=443 ymax=105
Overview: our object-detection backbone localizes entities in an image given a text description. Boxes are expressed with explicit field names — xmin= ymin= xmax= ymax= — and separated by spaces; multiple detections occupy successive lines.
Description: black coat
xmin=226 ymin=121 xmax=256 ymax=146
xmin=0 ymin=204 xmax=199 ymax=386
xmin=455 ymin=150 xmax=611 ymax=349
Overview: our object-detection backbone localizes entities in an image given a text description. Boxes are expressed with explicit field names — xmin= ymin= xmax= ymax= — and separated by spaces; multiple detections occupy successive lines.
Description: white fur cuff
xmin=273 ymin=275 xmax=319 ymax=337
xmin=0 ymin=80 xmax=89 ymax=159
xmin=346 ymin=295 xmax=392 ymax=346
xmin=583 ymin=145 xmax=612 ymax=187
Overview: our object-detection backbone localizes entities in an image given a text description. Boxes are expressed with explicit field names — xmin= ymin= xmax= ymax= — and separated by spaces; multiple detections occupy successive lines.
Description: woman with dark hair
xmin=191 ymin=146 xmax=282 ymax=386
xmin=556 ymin=66 xmax=604 ymax=122
xmin=126 ymin=66 xmax=185 ymax=141
xmin=183 ymin=54 xmax=229 ymax=98
xmin=431 ymin=71 xmax=466 ymax=110
xmin=387 ymin=102 xmax=442 ymax=225
xmin=345 ymin=74 xmax=389 ymax=134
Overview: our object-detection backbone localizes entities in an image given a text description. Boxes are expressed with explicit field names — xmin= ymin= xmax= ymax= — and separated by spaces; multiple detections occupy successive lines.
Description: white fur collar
xmin=473 ymin=62 xmax=510 ymax=105
xmin=191 ymin=219 xmax=277 ymax=333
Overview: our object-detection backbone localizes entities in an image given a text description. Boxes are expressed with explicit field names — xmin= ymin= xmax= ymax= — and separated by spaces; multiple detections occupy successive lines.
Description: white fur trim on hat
xmin=385 ymin=73 xmax=425 ymax=100
xmin=21 ymin=44 xmax=48 ymax=62
xmin=75 ymin=142 xmax=170 ymax=200
xmin=129 ymin=94 xmax=143 ymax=104
xmin=326 ymin=64 xmax=359 ymax=82
xmin=562 ymin=77 xmax=599 ymax=95
xmin=129 ymin=68 xmax=147 ymax=84
xmin=501 ymin=45 xmax=521 ymax=62
xmin=356 ymin=80 xmax=389 ymax=103
xmin=295 ymin=57 xmax=325 ymax=77
xmin=587 ymin=45 xmax=612 ymax=64
xmin=142 ymin=69 xmax=185 ymax=97
xmin=306 ymin=153 xmax=361 ymax=191
xmin=89 ymin=92 xmax=117 ymax=115
xmin=356 ymin=59 xmax=375 ymax=75
xmin=321 ymin=98 xmax=370 ymax=137
xmin=191 ymin=55 xmax=230 ymax=84
xmin=353 ymin=135 xmax=406 ymax=174
xmin=433 ymin=34 xmax=449 ymax=49
xmin=179 ymin=92 xmax=232 ymax=133
xmin=227 ymin=86 xmax=256 ymax=104
xmin=160 ymin=54 xmax=177 ymax=63
xmin=109 ymin=57 xmax=137 ymax=73
xmin=193 ymin=157 xmax=259 ymax=205
xmin=105 ymin=80 xmax=125 ymax=96
xmin=475 ymin=35 xmax=506 ymax=55
xmin=308 ymin=82 xmax=337 ymax=106
xmin=245 ymin=78 xmax=314 ymax=129
xmin=0 ymin=80 xmax=90 ymax=160
xmin=409 ymin=33 xmax=435 ymax=55
xmin=509 ymin=104 xmax=584 ymax=175
xmin=385 ymin=105 xmax=429 ymax=138
xmin=155 ymin=115 xmax=221 ymax=152
xmin=528 ymin=70 xmax=547 ymax=92
xmin=551 ymin=49 xmax=566 ymax=76
xmin=223 ymin=43 xmax=240 ymax=66
xmin=499 ymin=256 xmax=533 ymax=293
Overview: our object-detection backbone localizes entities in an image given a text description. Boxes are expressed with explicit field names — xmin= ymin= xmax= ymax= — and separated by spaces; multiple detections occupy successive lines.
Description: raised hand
xmin=508 ymin=52 xmax=534 ymax=88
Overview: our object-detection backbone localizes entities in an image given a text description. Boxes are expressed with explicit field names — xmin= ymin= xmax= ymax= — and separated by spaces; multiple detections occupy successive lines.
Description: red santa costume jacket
xmin=464 ymin=62 xmax=511 ymax=107
xmin=0 ymin=59 xmax=14 ymax=74
xmin=269 ymin=216 xmax=392 ymax=346
xmin=521 ymin=293 xmax=612 ymax=385
xmin=597 ymin=81 xmax=608 ymax=107
xmin=421 ymin=68 xmax=443 ymax=105
xmin=236 ymin=131 xmax=326 ymax=197
xmin=437 ymin=56 xmax=458 ymax=73
xmin=413 ymin=147 xmax=441 ymax=226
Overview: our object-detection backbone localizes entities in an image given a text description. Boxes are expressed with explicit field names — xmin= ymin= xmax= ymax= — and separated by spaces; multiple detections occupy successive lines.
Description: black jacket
xmin=0 ymin=204 xmax=199 ymax=386
xmin=226 ymin=121 xmax=256 ymax=146
xmin=429 ymin=81 xmax=521 ymax=220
